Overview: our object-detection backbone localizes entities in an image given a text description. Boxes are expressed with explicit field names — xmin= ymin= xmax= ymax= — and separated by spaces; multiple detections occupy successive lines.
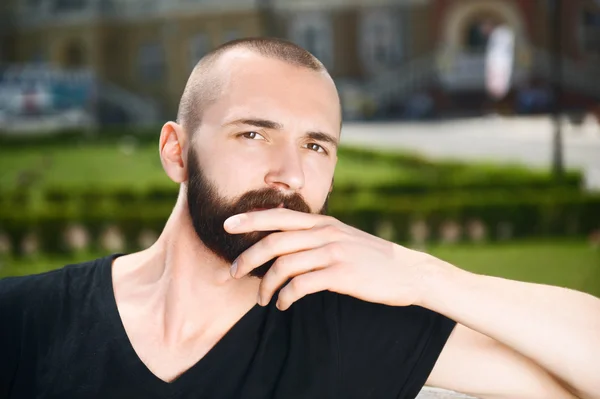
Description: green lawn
xmin=0 ymin=144 xmax=415 ymax=208
xmin=429 ymin=241 xmax=600 ymax=298
xmin=0 ymin=143 xmax=559 ymax=194
xmin=0 ymin=144 xmax=169 ymax=191
xmin=2 ymin=241 xmax=598 ymax=298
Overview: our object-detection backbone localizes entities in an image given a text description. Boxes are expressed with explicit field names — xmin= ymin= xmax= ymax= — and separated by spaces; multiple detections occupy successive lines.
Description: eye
xmin=304 ymin=143 xmax=327 ymax=154
xmin=240 ymin=131 xmax=265 ymax=140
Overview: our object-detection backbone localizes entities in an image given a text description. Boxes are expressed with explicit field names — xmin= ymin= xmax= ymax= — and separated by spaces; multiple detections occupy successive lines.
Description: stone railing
xmin=417 ymin=387 xmax=477 ymax=399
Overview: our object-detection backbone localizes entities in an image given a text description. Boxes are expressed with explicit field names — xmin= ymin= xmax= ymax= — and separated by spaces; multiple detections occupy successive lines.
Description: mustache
xmin=230 ymin=188 xmax=311 ymax=215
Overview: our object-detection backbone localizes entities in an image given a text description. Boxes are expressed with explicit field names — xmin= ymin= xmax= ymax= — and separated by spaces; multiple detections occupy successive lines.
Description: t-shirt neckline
xmin=97 ymin=253 xmax=266 ymax=396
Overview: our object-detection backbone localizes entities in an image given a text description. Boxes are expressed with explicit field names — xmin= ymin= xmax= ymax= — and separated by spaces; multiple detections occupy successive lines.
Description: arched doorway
xmin=437 ymin=0 xmax=531 ymax=95
xmin=442 ymin=0 xmax=527 ymax=51
xmin=464 ymin=14 xmax=503 ymax=52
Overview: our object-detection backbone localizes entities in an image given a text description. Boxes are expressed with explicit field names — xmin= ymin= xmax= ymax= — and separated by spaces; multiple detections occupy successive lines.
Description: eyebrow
xmin=226 ymin=118 xmax=339 ymax=149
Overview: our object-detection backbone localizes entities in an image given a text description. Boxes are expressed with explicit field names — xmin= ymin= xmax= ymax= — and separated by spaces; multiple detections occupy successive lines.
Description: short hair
xmin=177 ymin=37 xmax=329 ymax=136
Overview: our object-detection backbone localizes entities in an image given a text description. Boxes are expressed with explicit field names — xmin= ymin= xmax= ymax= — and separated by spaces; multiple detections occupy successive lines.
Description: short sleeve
xmin=336 ymin=294 xmax=456 ymax=398
xmin=0 ymin=277 xmax=26 ymax=397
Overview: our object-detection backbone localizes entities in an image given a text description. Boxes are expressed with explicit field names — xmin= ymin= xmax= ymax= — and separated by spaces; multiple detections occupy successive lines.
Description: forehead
xmin=201 ymin=51 xmax=341 ymax=136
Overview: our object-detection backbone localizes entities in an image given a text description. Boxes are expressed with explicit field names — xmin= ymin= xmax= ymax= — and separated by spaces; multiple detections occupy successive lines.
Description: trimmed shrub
xmin=1 ymin=188 xmax=598 ymax=257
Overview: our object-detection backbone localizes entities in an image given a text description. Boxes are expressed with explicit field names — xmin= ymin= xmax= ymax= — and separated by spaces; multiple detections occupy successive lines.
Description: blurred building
xmin=1 ymin=0 xmax=265 ymax=128
xmin=430 ymin=0 xmax=600 ymax=118
xmin=1 ymin=0 xmax=599 ymax=126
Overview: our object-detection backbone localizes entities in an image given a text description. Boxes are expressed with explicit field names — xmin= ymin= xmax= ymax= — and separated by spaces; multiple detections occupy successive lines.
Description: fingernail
xmin=230 ymin=260 xmax=238 ymax=277
xmin=224 ymin=215 xmax=241 ymax=230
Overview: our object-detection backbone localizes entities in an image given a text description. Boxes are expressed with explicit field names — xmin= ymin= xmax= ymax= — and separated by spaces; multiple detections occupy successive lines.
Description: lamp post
xmin=549 ymin=0 xmax=564 ymax=180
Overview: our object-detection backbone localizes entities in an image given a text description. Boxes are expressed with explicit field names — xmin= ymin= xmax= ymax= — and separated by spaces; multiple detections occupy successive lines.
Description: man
xmin=1 ymin=38 xmax=599 ymax=399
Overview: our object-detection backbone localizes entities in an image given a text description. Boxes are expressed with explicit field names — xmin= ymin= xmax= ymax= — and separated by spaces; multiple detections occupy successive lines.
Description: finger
xmin=224 ymin=208 xmax=332 ymax=234
xmin=276 ymin=267 xmax=339 ymax=311
xmin=233 ymin=226 xmax=339 ymax=278
xmin=258 ymin=246 xmax=334 ymax=306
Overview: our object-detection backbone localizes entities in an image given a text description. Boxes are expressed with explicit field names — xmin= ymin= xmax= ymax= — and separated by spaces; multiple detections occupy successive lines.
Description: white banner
xmin=485 ymin=25 xmax=515 ymax=99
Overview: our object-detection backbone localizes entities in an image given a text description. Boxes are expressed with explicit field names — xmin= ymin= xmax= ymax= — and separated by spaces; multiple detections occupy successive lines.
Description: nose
xmin=264 ymin=144 xmax=305 ymax=193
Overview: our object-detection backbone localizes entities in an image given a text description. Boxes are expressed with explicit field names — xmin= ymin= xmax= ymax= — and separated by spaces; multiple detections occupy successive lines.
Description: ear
xmin=159 ymin=121 xmax=187 ymax=183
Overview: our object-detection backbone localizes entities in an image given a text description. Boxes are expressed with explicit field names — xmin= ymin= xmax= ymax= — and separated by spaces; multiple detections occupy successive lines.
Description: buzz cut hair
xmin=176 ymin=37 xmax=329 ymax=136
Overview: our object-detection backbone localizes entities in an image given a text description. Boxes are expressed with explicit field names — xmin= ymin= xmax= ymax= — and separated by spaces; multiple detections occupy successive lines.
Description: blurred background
xmin=0 ymin=0 xmax=598 ymax=298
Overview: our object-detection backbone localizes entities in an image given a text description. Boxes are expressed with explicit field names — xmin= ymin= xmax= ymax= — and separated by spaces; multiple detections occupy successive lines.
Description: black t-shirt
xmin=0 ymin=254 xmax=456 ymax=399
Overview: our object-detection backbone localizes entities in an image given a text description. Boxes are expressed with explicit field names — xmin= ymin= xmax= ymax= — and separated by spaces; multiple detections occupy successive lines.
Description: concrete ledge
xmin=417 ymin=387 xmax=478 ymax=398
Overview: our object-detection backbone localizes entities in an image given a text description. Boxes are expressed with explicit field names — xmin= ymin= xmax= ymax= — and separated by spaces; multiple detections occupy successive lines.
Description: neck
xmin=112 ymin=195 xmax=260 ymax=344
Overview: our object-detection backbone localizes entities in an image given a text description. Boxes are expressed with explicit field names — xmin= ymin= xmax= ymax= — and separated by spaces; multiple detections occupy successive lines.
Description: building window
xmin=52 ymin=0 xmax=87 ymax=12
xmin=63 ymin=40 xmax=87 ymax=68
xmin=288 ymin=12 xmax=333 ymax=69
xmin=359 ymin=9 xmax=403 ymax=74
xmin=580 ymin=9 xmax=600 ymax=57
xmin=138 ymin=42 xmax=164 ymax=82
xmin=189 ymin=33 xmax=210 ymax=71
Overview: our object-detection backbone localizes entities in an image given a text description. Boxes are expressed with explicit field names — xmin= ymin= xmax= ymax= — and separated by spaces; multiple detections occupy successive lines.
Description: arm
xmin=420 ymin=262 xmax=600 ymax=399
xmin=223 ymin=209 xmax=600 ymax=398
xmin=427 ymin=323 xmax=577 ymax=399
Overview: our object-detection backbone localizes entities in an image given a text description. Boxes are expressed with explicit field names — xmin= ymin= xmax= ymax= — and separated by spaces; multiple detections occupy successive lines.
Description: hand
xmin=224 ymin=208 xmax=440 ymax=310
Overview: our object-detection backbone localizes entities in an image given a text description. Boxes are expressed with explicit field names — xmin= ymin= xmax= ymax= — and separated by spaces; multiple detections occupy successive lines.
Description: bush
xmin=1 ymin=188 xmax=598 ymax=257
xmin=328 ymin=190 xmax=600 ymax=242
xmin=335 ymin=146 xmax=583 ymax=193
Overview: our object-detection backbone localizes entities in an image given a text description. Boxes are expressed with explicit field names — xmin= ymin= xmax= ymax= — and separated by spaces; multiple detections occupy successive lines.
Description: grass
xmin=0 ymin=144 xmax=415 ymax=190
xmin=428 ymin=241 xmax=600 ymax=298
xmin=0 ymin=142 xmax=570 ymax=196
xmin=1 ymin=241 xmax=598 ymax=298
xmin=0 ymin=144 xmax=169 ymax=191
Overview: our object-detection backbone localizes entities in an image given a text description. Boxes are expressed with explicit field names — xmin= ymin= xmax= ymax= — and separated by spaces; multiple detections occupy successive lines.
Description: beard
xmin=186 ymin=150 xmax=328 ymax=278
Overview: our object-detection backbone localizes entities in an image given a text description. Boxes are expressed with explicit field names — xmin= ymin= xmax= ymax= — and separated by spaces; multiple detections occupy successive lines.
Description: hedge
xmin=329 ymin=190 xmax=600 ymax=241
xmin=1 ymin=188 xmax=598 ymax=257
xmin=335 ymin=147 xmax=583 ymax=193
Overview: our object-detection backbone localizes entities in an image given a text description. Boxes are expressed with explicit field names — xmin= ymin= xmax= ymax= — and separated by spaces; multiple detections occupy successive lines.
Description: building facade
xmin=430 ymin=0 xmax=600 ymax=116
xmin=2 ymin=0 xmax=599 ymax=124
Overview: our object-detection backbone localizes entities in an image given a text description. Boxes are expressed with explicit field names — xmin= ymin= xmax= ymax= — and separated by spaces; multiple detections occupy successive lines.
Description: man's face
xmin=185 ymin=51 xmax=341 ymax=278
xmin=186 ymin=150 xmax=327 ymax=278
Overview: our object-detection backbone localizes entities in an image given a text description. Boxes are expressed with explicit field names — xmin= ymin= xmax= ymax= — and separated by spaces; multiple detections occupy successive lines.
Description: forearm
xmin=418 ymin=259 xmax=600 ymax=399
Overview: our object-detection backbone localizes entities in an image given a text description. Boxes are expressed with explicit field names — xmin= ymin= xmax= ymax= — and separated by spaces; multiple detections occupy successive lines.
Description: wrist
xmin=413 ymin=255 xmax=471 ymax=312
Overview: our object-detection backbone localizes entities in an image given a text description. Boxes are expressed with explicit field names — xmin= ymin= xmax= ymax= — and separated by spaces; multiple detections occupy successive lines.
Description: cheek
xmin=200 ymin=144 xmax=268 ymax=198
xmin=302 ymin=158 xmax=334 ymax=208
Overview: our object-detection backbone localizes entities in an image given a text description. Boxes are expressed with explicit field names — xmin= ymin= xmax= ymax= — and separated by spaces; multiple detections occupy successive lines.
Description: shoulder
xmin=291 ymin=292 xmax=457 ymax=398
xmin=292 ymin=290 xmax=455 ymax=328
xmin=318 ymin=291 xmax=454 ymax=329
xmin=0 ymin=256 xmax=114 ymax=392
xmin=291 ymin=291 xmax=455 ymax=349
xmin=0 ymin=255 xmax=113 ymax=319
